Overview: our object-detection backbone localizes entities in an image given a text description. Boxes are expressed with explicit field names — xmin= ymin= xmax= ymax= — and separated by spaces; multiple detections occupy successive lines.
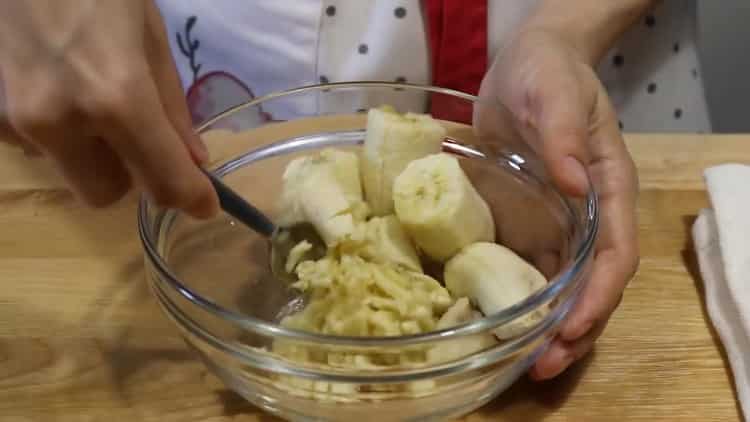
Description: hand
xmin=477 ymin=28 xmax=639 ymax=380
xmin=0 ymin=0 xmax=218 ymax=217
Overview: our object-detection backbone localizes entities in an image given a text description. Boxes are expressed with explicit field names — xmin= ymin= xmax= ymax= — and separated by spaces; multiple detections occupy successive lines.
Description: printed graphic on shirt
xmin=176 ymin=16 xmax=202 ymax=84
xmin=175 ymin=15 xmax=271 ymax=129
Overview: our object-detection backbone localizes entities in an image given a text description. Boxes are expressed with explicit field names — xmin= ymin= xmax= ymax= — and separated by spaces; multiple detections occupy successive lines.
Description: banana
xmin=427 ymin=297 xmax=497 ymax=363
xmin=392 ymin=153 xmax=495 ymax=261
xmin=320 ymin=149 xmax=370 ymax=220
xmin=358 ymin=215 xmax=422 ymax=272
xmin=285 ymin=240 xmax=313 ymax=273
xmin=361 ymin=106 xmax=446 ymax=216
xmin=277 ymin=149 xmax=369 ymax=246
xmin=444 ymin=242 xmax=549 ymax=340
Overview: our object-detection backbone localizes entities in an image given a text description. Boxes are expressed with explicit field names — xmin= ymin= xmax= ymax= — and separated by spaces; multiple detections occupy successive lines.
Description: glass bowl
xmin=138 ymin=82 xmax=597 ymax=421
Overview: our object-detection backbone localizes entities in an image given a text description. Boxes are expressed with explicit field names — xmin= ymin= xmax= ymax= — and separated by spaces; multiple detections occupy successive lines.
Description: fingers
xmin=559 ymin=249 xmax=628 ymax=342
xmin=0 ymin=67 xmax=36 ymax=153
xmin=92 ymin=67 xmax=218 ymax=218
xmin=0 ymin=116 xmax=29 ymax=149
xmin=144 ymin=0 xmax=208 ymax=164
xmin=530 ymin=320 xmax=607 ymax=381
xmin=559 ymin=89 xmax=639 ymax=342
xmin=526 ymin=65 xmax=593 ymax=197
xmin=560 ymin=194 xmax=637 ymax=341
xmin=2 ymin=66 xmax=132 ymax=205
xmin=4 ymin=52 xmax=217 ymax=218
xmin=0 ymin=126 xmax=42 ymax=157
xmin=0 ymin=1 xmax=217 ymax=218
xmin=527 ymin=86 xmax=639 ymax=381
xmin=42 ymin=136 xmax=132 ymax=206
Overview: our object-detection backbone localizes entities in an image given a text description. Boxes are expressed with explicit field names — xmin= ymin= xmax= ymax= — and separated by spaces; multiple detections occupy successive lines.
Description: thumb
xmin=527 ymin=76 xmax=592 ymax=198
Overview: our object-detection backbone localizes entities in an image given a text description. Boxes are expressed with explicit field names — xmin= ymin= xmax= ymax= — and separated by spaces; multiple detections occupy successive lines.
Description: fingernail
xmin=547 ymin=350 xmax=575 ymax=380
xmin=531 ymin=342 xmax=574 ymax=381
xmin=562 ymin=156 xmax=589 ymax=196
xmin=528 ymin=366 xmax=543 ymax=381
xmin=561 ymin=318 xmax=594 ymax=342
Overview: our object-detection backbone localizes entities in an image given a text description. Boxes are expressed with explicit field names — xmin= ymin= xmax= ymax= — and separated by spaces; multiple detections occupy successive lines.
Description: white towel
xmin=693 ymin=164 xmax=750 ymax=421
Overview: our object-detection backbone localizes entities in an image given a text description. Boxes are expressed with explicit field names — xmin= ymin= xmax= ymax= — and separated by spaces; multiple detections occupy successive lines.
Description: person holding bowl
xmin=0 ymin=0 xmax=704 ymax=381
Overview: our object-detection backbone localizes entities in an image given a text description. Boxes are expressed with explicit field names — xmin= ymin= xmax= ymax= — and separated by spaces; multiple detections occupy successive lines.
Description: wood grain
xmin=0 ymin=133 xmax=745 ymax=421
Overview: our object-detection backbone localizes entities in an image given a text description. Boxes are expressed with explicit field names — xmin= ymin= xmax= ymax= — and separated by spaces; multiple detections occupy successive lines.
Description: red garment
xmin=424 ymin=0 xmax=488 ymax=123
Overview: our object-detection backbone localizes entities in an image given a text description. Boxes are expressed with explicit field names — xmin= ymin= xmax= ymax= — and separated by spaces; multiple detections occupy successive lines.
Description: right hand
xmin=0 ymin=0 xmax=218 ymax=218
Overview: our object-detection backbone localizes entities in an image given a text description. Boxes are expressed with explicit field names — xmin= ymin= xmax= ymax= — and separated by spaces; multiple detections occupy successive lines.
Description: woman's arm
xmin=520 ymin=0 xmax=658 ymax=64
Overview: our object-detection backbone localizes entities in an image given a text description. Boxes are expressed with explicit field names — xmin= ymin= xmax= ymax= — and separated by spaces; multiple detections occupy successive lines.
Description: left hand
xmin=477 ymin=28 xmax=640 ymax=380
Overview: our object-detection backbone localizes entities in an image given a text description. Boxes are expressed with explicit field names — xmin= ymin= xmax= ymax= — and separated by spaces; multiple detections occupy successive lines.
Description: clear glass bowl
xmin=138 ymin=82 xmax=597 ymax=422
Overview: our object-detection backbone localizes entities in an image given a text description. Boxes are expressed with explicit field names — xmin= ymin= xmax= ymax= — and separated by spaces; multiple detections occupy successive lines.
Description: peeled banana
xmin=358 ymin=215 xmax=422 ymax=272
xmin=426 ymin=297 xmax=497 ymax=363
xmin=320 ymin=149 xmax=370 ymax=220
xmin=444 ymin=242 xmax=549 ymax=339
xmin=393 ymin=153 xmax=495 ymax=261
xmin=277 ymin=149 xmax=369 ymax=246
xmin=361 ymin=106 xmax=446 ymax=216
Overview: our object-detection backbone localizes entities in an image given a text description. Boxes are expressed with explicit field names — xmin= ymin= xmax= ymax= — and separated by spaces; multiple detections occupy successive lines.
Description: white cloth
xmin=155 ymin=0 xmax=710 ymax=132
xmin=693 ymin=164 xmax=750 ymax=421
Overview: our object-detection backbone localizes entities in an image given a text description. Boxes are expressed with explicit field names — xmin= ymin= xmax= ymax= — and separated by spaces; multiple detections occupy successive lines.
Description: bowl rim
xmin=138 ymin=81 xmax=599 ymax=346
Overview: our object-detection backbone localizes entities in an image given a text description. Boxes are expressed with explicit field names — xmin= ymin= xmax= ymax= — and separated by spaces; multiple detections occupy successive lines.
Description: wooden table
xmin=0 ymin=134 xmax=747 ymax=421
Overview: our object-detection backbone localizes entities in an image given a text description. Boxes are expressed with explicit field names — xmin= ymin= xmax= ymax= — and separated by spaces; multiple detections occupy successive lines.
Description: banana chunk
xmin=359 ymin=215 xmax=422 ymax=272
xmin=361 ymin=106 xmax=446 ymax=216
xmin=285 ymin=240 xmax=313 ymax=273
xmin=278 ymin=149 xmax=369 ymax=246
xmin=393 ymin=153 xmax=495 ymax=261
xmin=321 ymin=149 xmax=369 ymax=220
xmin=444 ymin=242 xmax=548 ymax=339
xmin=427 ymin=297 xmax=497 ymax=363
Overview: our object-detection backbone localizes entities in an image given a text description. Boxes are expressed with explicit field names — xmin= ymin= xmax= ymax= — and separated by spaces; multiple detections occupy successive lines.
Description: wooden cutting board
xmin=0 ymin=133 xmax=747 ymax=421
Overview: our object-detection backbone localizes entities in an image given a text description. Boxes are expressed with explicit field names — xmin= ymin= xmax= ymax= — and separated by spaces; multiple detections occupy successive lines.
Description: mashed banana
xmin=271 ymin=247 xmax=455 ymax=399
xmin=283 ymin=253 xmax=452 ymax=338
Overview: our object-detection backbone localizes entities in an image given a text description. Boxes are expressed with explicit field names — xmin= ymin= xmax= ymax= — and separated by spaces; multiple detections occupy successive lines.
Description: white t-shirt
xmin=155 ymin=0 xmax=710 ymax=132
